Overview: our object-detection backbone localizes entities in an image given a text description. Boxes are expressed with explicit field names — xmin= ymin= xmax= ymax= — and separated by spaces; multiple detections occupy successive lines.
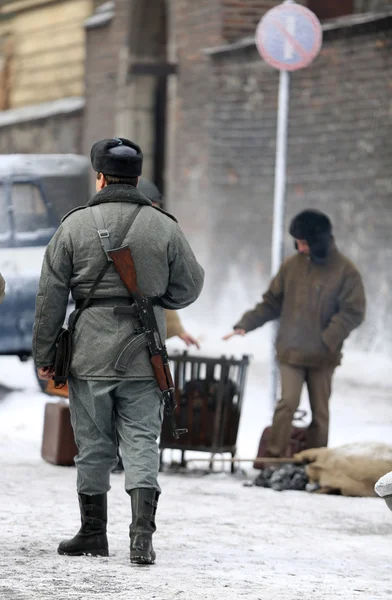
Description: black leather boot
xmin=129 ymin=488 xmax=159 ymax=565
xmin=58 ymin=493 xmax=109 ymax=557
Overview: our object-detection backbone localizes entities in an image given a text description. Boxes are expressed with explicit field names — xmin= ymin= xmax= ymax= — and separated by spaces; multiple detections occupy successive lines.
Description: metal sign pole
xmin=255 ymin=0 xmax=322 ymax=410
xmin=268 ymin=69 xmax=291 ymax=411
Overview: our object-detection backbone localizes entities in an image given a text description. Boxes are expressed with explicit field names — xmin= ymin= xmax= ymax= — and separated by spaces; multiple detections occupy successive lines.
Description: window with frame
xmin=12 ymin=184 xmax=51 ymax=234
xmin=307 ymin=0 xmax=354 ymax=20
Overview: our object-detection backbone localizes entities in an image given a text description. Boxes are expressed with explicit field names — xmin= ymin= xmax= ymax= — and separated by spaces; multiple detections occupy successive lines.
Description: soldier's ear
xmin=95 ymin=173 xmax=107 ymax=192
xmin=97 ymin=173 xmax=107 ymax=190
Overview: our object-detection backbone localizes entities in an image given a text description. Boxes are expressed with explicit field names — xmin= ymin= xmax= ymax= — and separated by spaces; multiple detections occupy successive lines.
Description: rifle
xmin=108 ymin=245 xmax=187 ymax=440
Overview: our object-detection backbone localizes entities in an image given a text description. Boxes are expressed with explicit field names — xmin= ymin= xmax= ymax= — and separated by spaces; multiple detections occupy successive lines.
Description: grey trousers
xmin=68 ymin=376 xmax=164 ymax=495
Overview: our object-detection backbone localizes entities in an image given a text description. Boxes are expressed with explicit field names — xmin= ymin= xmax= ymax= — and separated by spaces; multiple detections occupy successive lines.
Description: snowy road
xmin=1 ymin=337 xmax=392 ymax=599
xmin=1 ymin=462 xmax=392 ymax=600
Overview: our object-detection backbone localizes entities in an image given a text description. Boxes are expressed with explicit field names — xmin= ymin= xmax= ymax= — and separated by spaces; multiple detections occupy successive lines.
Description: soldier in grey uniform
xmin=33 ymin=138 xmax=204 ymax=564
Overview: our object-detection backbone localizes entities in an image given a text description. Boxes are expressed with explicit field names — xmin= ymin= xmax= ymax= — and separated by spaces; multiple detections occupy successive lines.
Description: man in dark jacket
xmin=224 ymin=210 xmax=366 ymax=458
xmin=33 ymin=138 xmax=204 ymax=564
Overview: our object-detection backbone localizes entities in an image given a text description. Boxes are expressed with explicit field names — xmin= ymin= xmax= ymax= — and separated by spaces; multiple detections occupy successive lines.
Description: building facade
xmin=83 ymin=0 xmax=391 ymax=351
xmin=0 ymin=0 xmax=391 ymax=350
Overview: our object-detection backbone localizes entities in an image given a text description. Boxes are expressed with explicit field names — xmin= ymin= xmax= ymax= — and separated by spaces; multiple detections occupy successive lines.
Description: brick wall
xmin=83 ymin=0 xmax=130 ymax=159
xmin=222 ymin=0 xmax=305 ymax=41
xmin=169 ymin=0 xmax=392 ymax=242
xmin=221 ymin=0 xmax=392 ymax=42
xmin=206 ymin=17 xmax=392 ymax=351
xmin=168 ymin=0 xmax=223 ymax=253
xmin=354 ymin=0 xmax=392 ymax=11
xmin=81 ymin=0 xmax=392 ymax=344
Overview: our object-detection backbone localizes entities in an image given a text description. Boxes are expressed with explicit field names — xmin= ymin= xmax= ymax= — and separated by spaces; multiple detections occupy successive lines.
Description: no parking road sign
xmin=256 ymin=2 xmax=322 ymax=71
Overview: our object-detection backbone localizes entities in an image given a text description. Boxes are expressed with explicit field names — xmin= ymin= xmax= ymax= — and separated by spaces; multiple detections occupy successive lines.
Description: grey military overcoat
xmin=33 ymin=184 xmax=204 ymax=380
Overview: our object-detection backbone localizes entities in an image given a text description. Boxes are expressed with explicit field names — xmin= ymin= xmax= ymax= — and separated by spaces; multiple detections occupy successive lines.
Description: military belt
xmin=75 ymin=296 xmax=162 ymax=310
xmin=75 ymin=297 xmax=134 ymax=310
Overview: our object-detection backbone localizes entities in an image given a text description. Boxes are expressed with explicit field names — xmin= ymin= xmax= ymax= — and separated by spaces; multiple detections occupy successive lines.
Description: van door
xmin=0 ymin=182 xmax=19 ymax=354
xmin=0 ymin=180 xmax=57 ymax=356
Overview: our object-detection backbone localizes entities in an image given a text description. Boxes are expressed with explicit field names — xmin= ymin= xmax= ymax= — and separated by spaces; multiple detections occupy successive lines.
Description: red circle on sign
xmin=256 ymin=4 xmax=322 ymax=72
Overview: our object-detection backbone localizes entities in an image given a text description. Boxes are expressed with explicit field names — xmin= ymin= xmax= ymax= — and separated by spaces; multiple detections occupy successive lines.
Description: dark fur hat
xmin=289 ymin=210 xmax=332 ymax=264
xmin=91 ymin=137 xmax=143 ymax=178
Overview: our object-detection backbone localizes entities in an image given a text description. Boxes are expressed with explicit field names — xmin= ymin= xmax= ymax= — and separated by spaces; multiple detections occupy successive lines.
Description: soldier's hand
xmin=38 ymin=366 xmax=55 ymax=380
xmin=179 ymin=332 xmax=200 ymax=349
xmin=222 ymin=329 xmax=246 ymax=341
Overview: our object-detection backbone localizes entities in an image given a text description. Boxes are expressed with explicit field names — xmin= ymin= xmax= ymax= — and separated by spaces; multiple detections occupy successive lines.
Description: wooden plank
xmin=16 ymin=30 xmax=85 ymax=55
xmin=186 ymin=457 xmax=301 ymax=465
xmin=2 ymin=0 xmax=93 ymax=107
xmin=13 ymin=62 xmax=84 ymax=86
xmin=13 ymin=44 xmax=84 ymax=69
xmin=14 ymin=0 xmax=92 ymax=30
xmin=0 ymin=0 xmax=89 ymax=17
xmin=11 ymin=80 xmax=83 ymax=107
xmin=0 ymin=0 xmax=48 ymax=14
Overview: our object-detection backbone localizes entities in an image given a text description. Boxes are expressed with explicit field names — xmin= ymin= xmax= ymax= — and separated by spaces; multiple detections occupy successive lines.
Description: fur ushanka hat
xmin=91 ymin=137 xmax=143 ymax=178
xmin=289 ymin=209 xmax=333 ymax=264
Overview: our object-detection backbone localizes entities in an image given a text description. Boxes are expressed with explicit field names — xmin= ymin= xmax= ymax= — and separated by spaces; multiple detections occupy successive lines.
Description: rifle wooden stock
xmin=109 ymin=243 xmax=185 ymax=438
xmin=108 ymin=246 xmax=140 ymax=295
xmin=164 ymin=363 xmax=174 ymax=388
xmin=151 ymin=355 xmax=170 ymax=391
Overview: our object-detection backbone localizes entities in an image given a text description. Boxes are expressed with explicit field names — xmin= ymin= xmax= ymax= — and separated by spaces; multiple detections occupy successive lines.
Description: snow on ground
xmin=1 ymin=332 xmax=392 ymax=599
xmin=2 ymin=463 xmax=392 ymax=600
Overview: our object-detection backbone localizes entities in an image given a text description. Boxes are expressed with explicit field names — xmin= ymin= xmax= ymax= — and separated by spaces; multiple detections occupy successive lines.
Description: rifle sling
xmin=71 ymin=204 xmax=143 ymax=330
xmin=92 ymin=204 xmax=154 ymax=373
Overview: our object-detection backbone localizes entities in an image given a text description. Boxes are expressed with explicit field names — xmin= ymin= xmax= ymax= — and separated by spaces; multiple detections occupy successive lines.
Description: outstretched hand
xmin=179 ymin=332 xmax=201 ymax=349
xmin=222 ymin=329 xmax=246 ymax=341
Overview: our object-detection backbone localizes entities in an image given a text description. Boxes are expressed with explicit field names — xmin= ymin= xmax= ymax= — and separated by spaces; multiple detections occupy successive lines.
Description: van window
xmin=12 ymin=183 xmax=51 ymax=233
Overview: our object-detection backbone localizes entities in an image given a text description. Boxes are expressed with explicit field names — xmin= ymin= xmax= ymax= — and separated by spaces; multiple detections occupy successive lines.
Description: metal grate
xmin=160 ymin=352 xmax=250 ymax=467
